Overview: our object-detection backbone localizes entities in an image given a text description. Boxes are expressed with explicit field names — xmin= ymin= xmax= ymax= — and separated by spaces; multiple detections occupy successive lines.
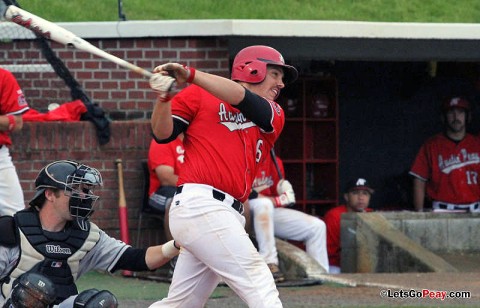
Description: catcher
xmin=0 ymin=160 xmax=180 ymax=307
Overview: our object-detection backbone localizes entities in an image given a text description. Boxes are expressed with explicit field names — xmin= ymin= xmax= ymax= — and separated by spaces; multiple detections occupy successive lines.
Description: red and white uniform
xmin=409 ymin=133 xmax=480 ymax=210
xmin=0 ymin=68 xmax=29 ymax=216
xmin=250 ymin=155 xmax=329 ymax=272
xmin=150 ymin=85 xmax=284 ymax=308
xmin=147 ymin=137 xmax=184 ymax=196
xmin=174 ymin=85 xmax=283 ymax=202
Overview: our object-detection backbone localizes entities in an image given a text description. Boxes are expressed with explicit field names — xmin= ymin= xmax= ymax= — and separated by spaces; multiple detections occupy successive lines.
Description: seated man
xmin=248 ymin=151 xmax=329 ymax=282
xmin=147 ymin=134 xmax=185 ymax=243
xmin=324 ymin=177 xmax=374 ymax=274
xmin=0 ymin=160 xmax=179 ymax=307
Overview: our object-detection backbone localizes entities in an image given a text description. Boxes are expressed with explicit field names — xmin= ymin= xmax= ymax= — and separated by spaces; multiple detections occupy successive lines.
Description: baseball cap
xmin=442 ymin=97 xmax=470 ymax=112
xmin=345 ymin=178 xmax=374 ymax=194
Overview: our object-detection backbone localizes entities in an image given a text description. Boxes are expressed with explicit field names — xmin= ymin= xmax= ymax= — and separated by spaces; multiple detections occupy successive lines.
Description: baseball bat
xmin=270 ymin=148 xmax=284 ymax=179
xmin=3 ymin=5 xmax=153 ymax=78
xmin=115 ymin=158 xmax=133 ymax=277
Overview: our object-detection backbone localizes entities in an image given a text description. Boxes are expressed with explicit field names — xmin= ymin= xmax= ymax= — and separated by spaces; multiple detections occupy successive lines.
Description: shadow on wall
xmin=337 ymin=61 xmax=480 ymax=211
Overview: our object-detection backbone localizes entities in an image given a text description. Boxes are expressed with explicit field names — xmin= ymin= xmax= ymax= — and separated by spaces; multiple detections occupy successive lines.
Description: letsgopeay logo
xmin=46 ymin=244 xmax=72 ymax=255
xmin=218 ymin=103 xmax=256 ymax=131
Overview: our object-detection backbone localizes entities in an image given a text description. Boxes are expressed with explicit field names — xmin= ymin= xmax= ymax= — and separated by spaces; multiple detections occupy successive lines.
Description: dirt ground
xmin=121 ymin=271 xmax=480 ymax=307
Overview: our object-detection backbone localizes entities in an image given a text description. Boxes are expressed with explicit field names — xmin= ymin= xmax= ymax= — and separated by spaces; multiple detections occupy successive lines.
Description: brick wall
xmin=2 ymin=37 xmax=230 ymax=119
xmin=10 ymin=120 xmax=163 ymax=246
xmin=2 ymin=37 xmax=231 ymax=246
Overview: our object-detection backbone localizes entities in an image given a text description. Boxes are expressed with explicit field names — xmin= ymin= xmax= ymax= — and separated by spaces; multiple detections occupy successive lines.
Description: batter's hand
xmin=153 ymin=63 xmax=195 ymax=85
xmin=149 ymin=73 xmax=180 ymax=103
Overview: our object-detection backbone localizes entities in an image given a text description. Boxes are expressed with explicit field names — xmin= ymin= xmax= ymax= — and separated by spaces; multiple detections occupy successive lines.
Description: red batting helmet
xmin=231 ymin=45 xmax=298 ymax=84
xmin=442 ymin=97 xmax=470 ymax=112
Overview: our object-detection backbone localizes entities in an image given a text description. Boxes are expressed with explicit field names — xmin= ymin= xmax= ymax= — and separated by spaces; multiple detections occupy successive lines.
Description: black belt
xmin=437 ymin=203 xmax=479 ymax=211
xmin=176 ymin=185 xmax=244 ymax=214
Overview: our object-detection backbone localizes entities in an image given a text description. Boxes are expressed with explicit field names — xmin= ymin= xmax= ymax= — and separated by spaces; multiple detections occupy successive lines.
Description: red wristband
xmin=186 ymin=66 xmax=196 ymax=83
xmin=7 ymin=115 xmax=15 ymax=132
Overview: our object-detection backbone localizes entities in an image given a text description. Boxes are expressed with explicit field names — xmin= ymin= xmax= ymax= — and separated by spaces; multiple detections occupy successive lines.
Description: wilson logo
xmin=46 ymin=245 xmax=72 ymax=255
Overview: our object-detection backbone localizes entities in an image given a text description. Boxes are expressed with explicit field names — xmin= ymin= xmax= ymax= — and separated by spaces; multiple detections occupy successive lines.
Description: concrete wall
xmin=341 ymin=212 xmax=480 ymax=273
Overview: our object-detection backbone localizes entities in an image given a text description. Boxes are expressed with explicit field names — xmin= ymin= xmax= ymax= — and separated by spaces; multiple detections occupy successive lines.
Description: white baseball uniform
xmin=0 ymin=68 xmax=30 ymax=216
xmin=249 ymin=154 xmax=329 ymax=272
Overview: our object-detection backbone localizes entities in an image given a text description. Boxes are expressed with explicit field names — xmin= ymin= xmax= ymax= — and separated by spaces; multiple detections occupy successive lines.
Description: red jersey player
xmin=324 ymin=177 xmax=374 ymax=274
xmin=0 ymin=67 xmax=30 ymax=216
xmin=409 ymin=97 xmax=480 ymax=212
xmin=148 ymin=134 xmax=185 ymax=243
xmin=148 ymin=46 xmax=297 ymax=307
xmin=248 ymin=151 xmax=329 ymax=281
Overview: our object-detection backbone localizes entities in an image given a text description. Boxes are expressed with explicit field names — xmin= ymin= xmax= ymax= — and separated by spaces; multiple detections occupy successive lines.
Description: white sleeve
xmin=76 ymin=229 xmax=129 ymax=278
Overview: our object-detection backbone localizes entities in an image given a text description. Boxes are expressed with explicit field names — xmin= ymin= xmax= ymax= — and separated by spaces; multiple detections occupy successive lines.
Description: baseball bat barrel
xmin=3 ymin=5 xmax=153 ymax=78
xmin=115 ymin=158 xmax=133 ymax=277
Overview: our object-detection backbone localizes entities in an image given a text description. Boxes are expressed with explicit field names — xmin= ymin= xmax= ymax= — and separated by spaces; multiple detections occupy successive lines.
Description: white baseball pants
xmin=249 ymin=197 xmax=329 ymax=273
xmin=0 ymin=146 xmax=24 ymax=216
xmin=149 ymin=183 xmax=282 ymax=308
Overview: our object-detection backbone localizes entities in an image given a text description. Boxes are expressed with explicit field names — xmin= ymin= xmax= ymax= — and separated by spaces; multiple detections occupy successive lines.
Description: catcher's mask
xmin=231 ymin=45 xmax=298 ymax=85
xmin=29 ymin=160 xmax=103 ymax=230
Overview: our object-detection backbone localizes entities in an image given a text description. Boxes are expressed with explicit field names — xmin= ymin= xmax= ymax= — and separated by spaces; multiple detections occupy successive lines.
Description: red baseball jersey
xmin=409 ymin=133 xmax=480 ymax=204
xmin=0 ymin=68 xmax=29 ymax=145
xmin=171 ymin=85 xmax=284 ymax=202
xmin=252 ymin=153 xmax=284 ymax=197
xmin=323 ymin=205 xmax=347 ymax=267
xmin=324 ymin=205 xmax=372 ymax=267
xmin=148 ymin=137 xmax=185 ymax=196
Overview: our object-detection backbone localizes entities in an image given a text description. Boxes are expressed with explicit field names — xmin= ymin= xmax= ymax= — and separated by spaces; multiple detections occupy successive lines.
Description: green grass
xmin=76 ymin=271 xmax=227 ymax=301
xmin=15 ymin=0 xmax=480 ymax=23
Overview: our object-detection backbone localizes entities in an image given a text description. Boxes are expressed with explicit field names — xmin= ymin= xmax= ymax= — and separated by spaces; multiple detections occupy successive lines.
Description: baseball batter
xmin=248 ymin=152 xmax=329 ymax=279
xmin=0 ymin=67 xmax=30 ymax=216
xmin=409 ymin=97 xmax=480 ymax=212
xmin=148 ymin=45 xmax=298 ymax=307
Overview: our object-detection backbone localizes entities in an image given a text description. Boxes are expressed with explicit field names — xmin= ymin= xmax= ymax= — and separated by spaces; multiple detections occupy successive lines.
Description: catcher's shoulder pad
xmin=0 ymin=215 xmax=18 ymax=247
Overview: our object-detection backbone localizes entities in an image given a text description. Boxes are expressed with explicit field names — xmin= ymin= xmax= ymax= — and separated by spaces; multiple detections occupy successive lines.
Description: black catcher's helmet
xmin=29 ymin=160 xmax=103 ymax=230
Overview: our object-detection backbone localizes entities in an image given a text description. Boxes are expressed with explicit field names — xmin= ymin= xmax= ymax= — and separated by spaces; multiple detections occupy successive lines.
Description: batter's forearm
xmin=191 ymin=70 xmax=246 ymax=106
xmin=151 ymin=102 xmax=174 ymax=140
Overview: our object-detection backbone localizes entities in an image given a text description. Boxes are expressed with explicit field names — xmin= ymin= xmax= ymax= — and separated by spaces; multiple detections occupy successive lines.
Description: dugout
xmin=3 ymin=19 xmax=480 ymax=245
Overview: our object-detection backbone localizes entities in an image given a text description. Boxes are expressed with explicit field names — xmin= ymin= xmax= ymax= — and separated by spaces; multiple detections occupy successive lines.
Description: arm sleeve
xmin=152 ymin=118 xmax=187 ymax=143
xmin=110 ymin=247 xmax=150 ymax=272
xmin=235 ymin=88 xmax=274 ymax=132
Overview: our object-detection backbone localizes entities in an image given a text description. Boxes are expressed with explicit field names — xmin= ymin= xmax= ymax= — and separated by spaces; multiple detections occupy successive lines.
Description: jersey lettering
xmin=438 ymin=149 xmax=480 ymax=174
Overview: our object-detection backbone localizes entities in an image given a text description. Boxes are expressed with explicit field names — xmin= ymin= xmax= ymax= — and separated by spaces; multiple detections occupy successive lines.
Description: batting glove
xmin=274 ymin=179 xmax=295 ymax=207
xmin=153 ymin=63 xmax=196 ymax=85
xmin=149 ymin=73 xmax=177 ymax=103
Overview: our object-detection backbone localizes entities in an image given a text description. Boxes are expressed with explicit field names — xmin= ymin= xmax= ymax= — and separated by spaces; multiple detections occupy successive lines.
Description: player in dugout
xmin=409 ymin=96 xmax=480 ymax=213
xmin=324 ymin=177 xmax=374 ymax=274
xmin=148 ymin=45 xmax=297 ymax=307
xmin=0 ymin=160 xmax=180 ymax=307
xmin=247 ymin=150 xmax=329 ymax=282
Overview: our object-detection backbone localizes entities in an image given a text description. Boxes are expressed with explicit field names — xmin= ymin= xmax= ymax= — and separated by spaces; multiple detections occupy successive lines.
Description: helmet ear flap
xmin=232 ymin=60 xmax=267 ymax=84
